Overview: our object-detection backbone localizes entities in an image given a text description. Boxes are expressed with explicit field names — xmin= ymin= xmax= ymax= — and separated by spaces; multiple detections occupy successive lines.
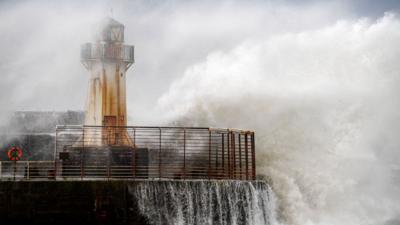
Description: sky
xmin=0 ymin=0 xmax=398 ymax=124
xmin=1 ymin=1 xmax=400 ymax=225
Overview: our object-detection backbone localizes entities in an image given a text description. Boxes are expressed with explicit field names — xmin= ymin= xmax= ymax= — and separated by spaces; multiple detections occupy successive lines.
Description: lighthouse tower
xmin=80 ymin=17 xmax=134 ymax=145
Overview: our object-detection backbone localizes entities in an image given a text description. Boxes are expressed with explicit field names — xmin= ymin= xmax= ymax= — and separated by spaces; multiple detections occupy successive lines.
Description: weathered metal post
xmin=208 ymin=129 xmax=211 ymax=180
xmin=215 ymin=132 xmax=219 ymax=174
xmin=245 ymin=133 xmax=249 ymax=180
xmin=231 ymin=131 xmax=236 ymax=178
xmin=13 ymin=160 xmax=16 ymax=181
xmin=107 ymin=147 xmax=111 ymax=180
xmin=221 ymin=133 xmax=225 ymax=178
xmin=238 ymin=133 xmax=242 ymax=179
xmin=227 ymin=130 xmax=231 ymax=179
xmin=251 ymin=132 xmax=256 ymax=180
xmin=27 ymin=161 xmax=30 ymax=180
xmin=183 ymin=128 xmax=186 ymax=179
xmin=159 ymin=128 xmax=162 ymax=179
xmin=81 ymin=127 xmax=84 ymax=180
xmin=132 ymin=128 xmax=136 ymax=178
xmin=54 ymin=128 xmax=57 ymax=179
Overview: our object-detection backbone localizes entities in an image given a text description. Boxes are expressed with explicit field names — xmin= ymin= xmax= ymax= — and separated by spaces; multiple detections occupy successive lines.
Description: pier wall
xmin=0 ymin=180 xmax=276 ymax=225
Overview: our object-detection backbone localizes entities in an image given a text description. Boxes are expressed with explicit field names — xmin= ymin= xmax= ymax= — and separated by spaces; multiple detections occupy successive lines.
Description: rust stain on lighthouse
xmin=80 ymin=17 xmax=134 ymax=146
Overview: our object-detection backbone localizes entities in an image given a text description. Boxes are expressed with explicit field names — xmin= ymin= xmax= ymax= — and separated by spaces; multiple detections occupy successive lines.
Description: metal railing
xmin=0 ymin=126 xmax=256 ymax=181
xmin=0 ymin=161 xmax=55 ymax=180
xmin=81 ymin=43 xmax=134 ymax=63
xmin=55 ymin=125 xmax=256 ymax=181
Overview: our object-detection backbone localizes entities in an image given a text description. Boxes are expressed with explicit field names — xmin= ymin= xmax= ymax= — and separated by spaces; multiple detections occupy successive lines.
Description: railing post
xmin=53 ymin=160 xmax=56 ymax=180
xmin=227 ymin=131 xmax=231 ymax=179
xmin=208 ymin=129 xmax=211 ymax=180
xmin=238 ymin=134 xmax=242 ymax=180
xmin=159 ymin=128 xmax=162 ymax=179
xmin=27 ymin=161 xmax=30 ymax=180
xmin=81 ymin=126 xmax=84 ymax=181
xmin=232 ymin=132 xmax=236 ymax=179
xmin=107 ymin=148 xmax=111 ymax=180
xmin=54 ymin=128 xmax=57 ymax=180
xmin=251 ymin=132 xmax=256 ymax=180
xmin=215 ymin=133 xmax=219 ymax=173
xmin=13 ymin=160 xmax=16 ymax=181
xmin=132 ymin=128 xmax=136 ymax=179
xmin=183 ymin=128 xmax=186 ymax=180
xmin=245 ymin=133 xmax=249 ymax=180
xmin=221 ymin=133 xmax=225 ymax=179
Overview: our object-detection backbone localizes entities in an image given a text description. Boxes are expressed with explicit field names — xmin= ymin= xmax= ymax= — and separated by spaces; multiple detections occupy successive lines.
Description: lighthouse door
xmin=103 ymin=116 xmax=117 ymax=145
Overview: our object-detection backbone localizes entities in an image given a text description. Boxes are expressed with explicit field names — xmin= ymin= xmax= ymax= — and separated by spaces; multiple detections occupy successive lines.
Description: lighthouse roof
xmin=100 ymin=17 xmax=124 ymax=29
xmin=96 ymin=17 xmax=125 ymax=43
xmin=101 ymin=17 xmax=124 ymax=27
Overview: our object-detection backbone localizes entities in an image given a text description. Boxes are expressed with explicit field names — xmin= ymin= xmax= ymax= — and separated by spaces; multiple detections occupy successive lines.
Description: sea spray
xmin=129 ymin=180 xmax=278 ymax=225
xmin=157 ymin=13 xmax=400 ymax=225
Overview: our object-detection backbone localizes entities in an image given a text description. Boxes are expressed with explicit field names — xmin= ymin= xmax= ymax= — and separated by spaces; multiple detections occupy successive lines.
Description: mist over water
xmin=158 ymin=14 xmax=400 ymax=225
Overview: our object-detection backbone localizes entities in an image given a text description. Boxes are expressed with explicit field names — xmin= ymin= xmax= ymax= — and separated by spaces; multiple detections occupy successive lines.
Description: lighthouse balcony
xmin=81 ymin=43 xmax=134 ymax=63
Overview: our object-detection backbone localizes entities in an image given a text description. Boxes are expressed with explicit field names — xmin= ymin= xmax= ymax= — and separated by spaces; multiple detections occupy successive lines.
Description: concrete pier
xmin=0 ymin=180 xmax=147 ymax=225
xmin=0 ymin=180 xmax=274 ymax=225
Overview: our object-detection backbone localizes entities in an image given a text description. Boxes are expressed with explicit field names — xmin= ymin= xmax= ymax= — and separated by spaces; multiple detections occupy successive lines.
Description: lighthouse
xmin=80 ymin=17 xmax=134 ymax=145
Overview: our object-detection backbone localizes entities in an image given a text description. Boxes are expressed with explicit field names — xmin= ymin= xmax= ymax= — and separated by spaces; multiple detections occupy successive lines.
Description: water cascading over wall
xmin=130 ymin=180 xmax=278 ymax=225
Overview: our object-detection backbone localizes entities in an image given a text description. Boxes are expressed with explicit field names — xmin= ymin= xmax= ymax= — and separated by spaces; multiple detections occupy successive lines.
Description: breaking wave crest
xmin=157 ymin=13 xmax=400 ymax=225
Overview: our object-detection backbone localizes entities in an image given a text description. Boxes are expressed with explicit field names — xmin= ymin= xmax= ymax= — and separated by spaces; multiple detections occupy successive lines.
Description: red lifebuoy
xmin=7 ymin=147 xmax=23 ymax=161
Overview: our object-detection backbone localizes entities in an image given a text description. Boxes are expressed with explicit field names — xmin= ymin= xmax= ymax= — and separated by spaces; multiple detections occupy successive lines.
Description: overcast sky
xmin=0 ymin=0 xmax=399 ymax=124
